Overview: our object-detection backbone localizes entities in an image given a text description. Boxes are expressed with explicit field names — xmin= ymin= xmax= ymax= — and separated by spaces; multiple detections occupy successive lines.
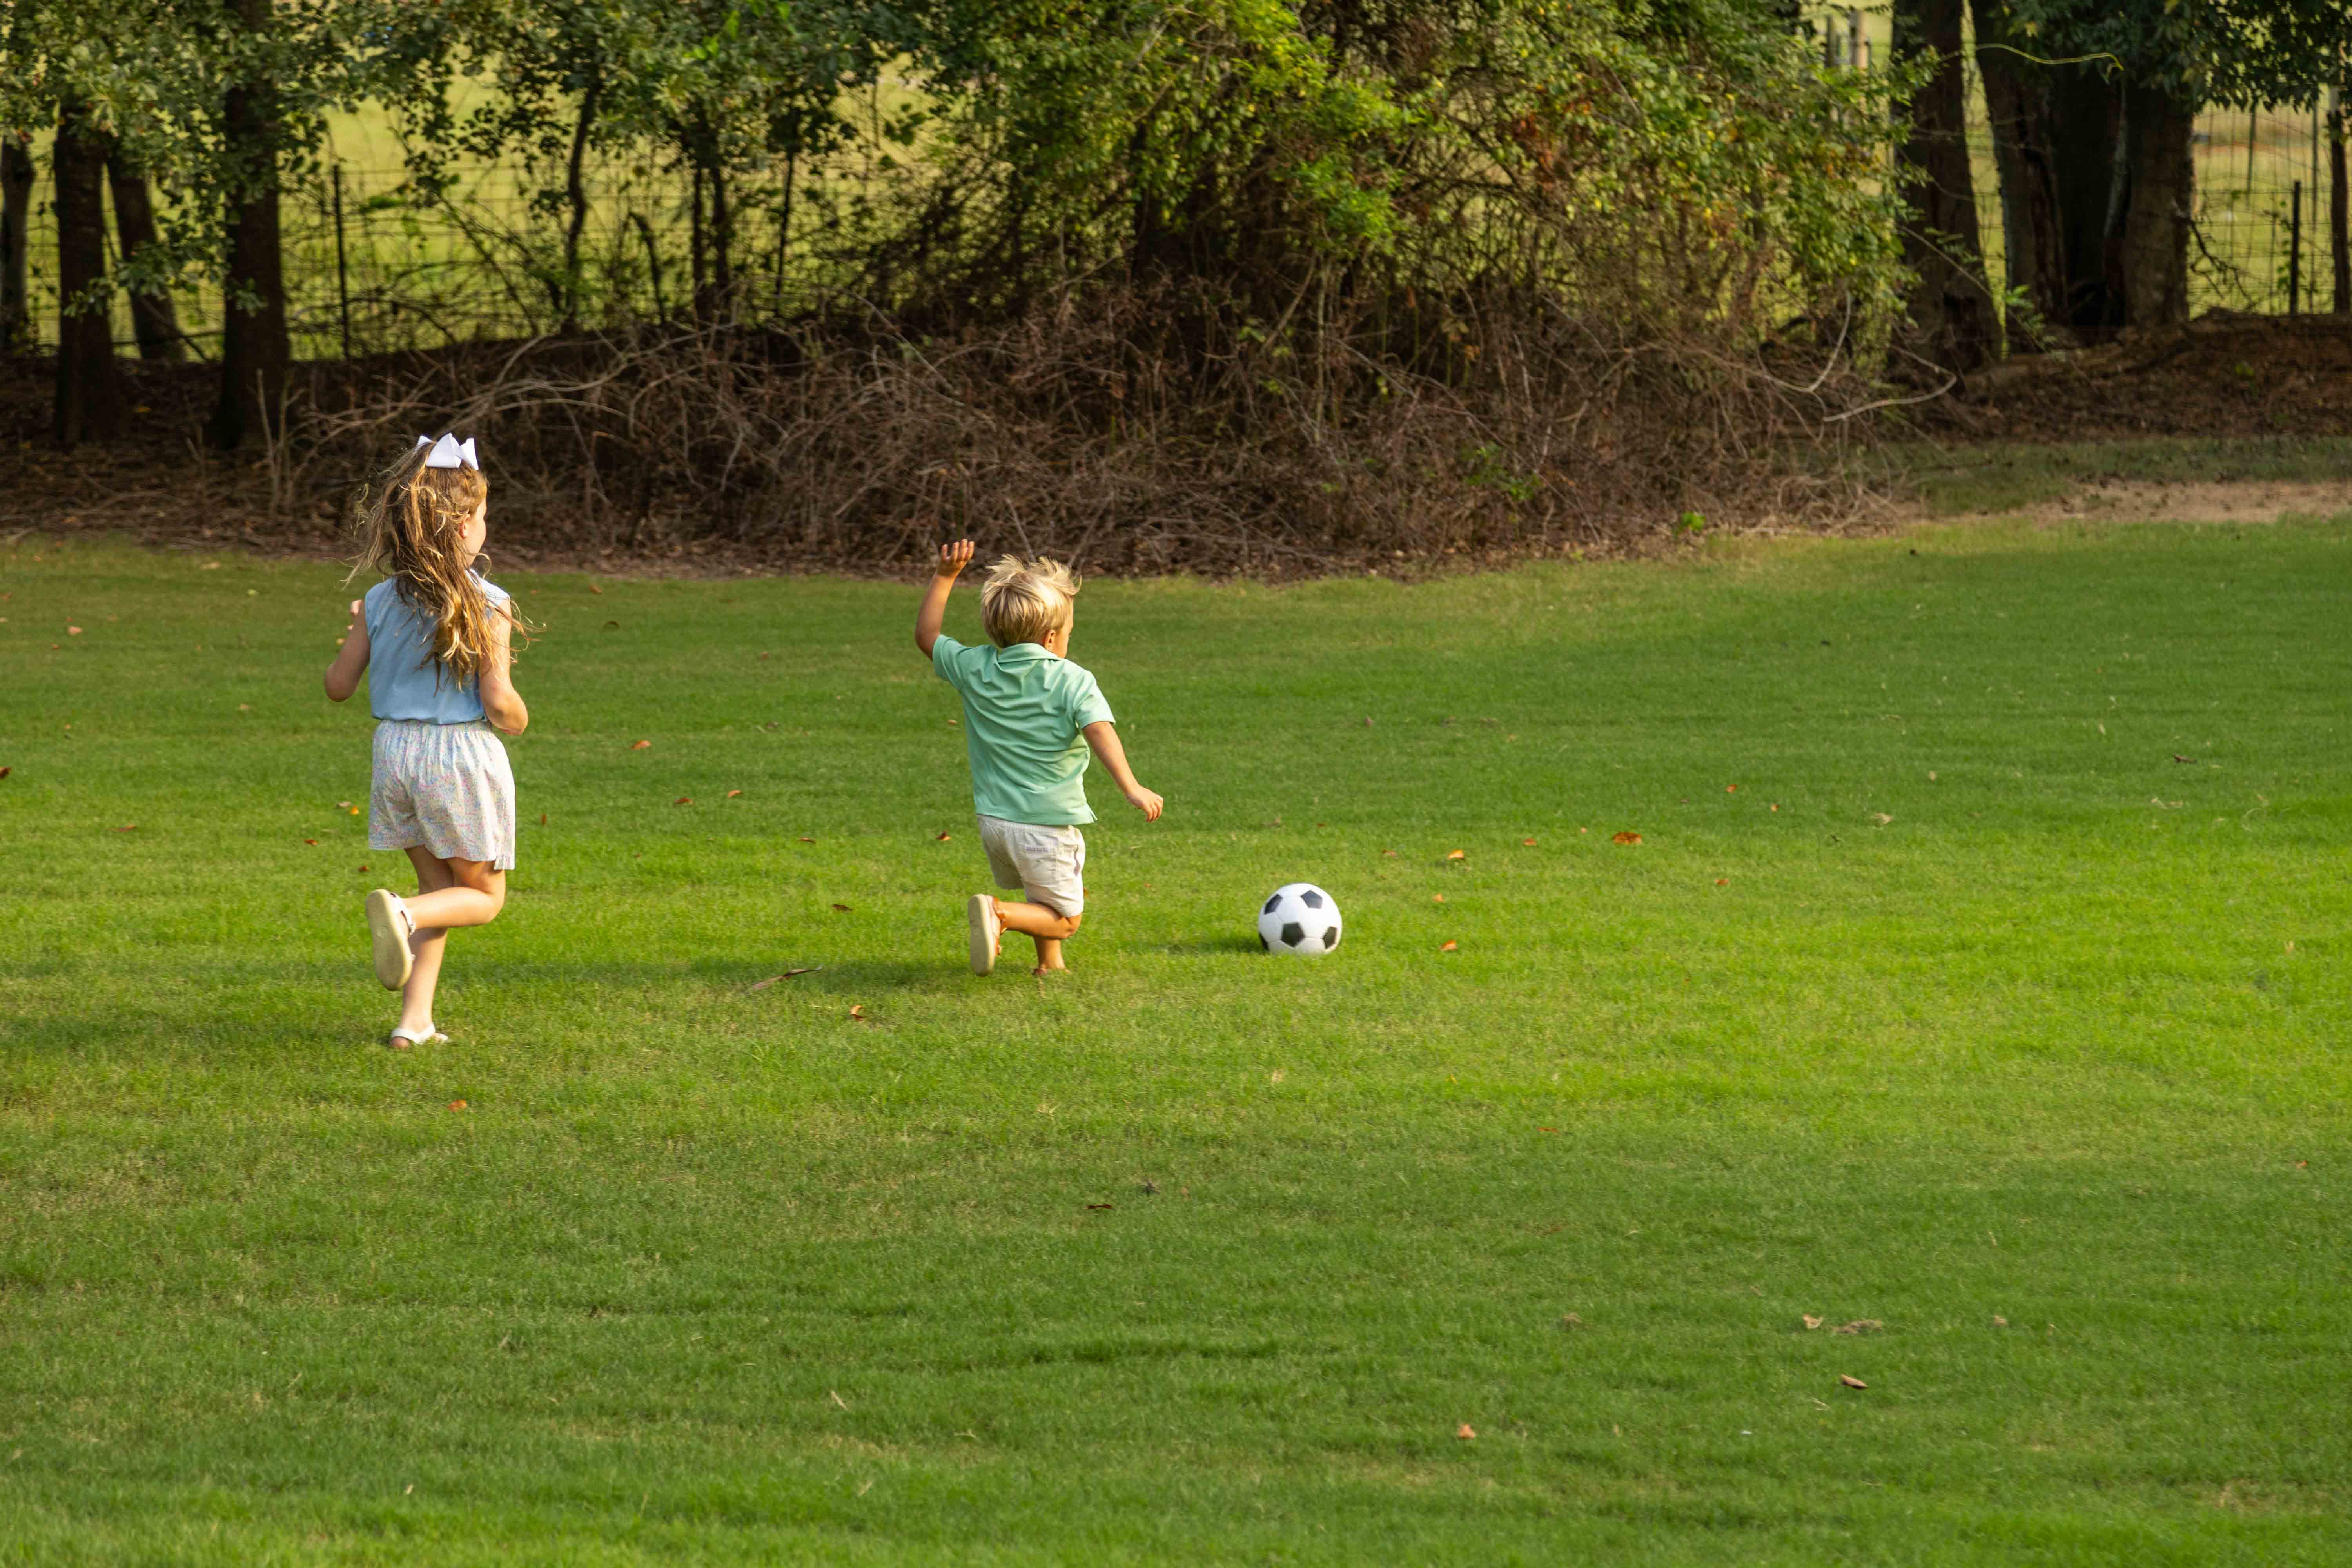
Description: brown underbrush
xmin=2 ymin=283 xmax=1892 ymax=575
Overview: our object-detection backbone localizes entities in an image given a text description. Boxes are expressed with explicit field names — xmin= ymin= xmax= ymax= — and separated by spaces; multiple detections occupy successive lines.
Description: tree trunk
xmin=708 ymin=160 xmax=731 ymax=323
xmin=104 ymin=139 xmax=184 ymax=362
xmin=688 ymin=159 xmax=707 ymax=316
xmin=2118 ymin=80 xmax=2194 ymax=329
xmin=1970 ymin=0 xmax=2068 ymax=342
xmin=53 ymin=97 xmax=125 ymax=446
xmin=2330 ymin=85 xmax=2348 ymax=314
xmin=0 ymin=130 xmax=32 ymax=353
xmin=1892 ymin=0 xmax=1995 ymax=371
xmin=2042 ymin=64 xmax=2124 ymax=332
xmin=561 ymin=64 xmax=600 ymax=332
xmin=208 ymin=0 xmax=290 ymax=450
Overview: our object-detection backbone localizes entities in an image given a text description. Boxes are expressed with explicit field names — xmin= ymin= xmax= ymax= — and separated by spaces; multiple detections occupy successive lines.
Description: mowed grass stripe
xmin=2 ymin=517 xmax=2349 ymax=1562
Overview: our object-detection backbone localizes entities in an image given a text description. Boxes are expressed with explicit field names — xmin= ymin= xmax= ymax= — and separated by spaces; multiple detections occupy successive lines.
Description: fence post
xmin=332 ymin=163 xmax=352 ymax=361
xmin=2288 ymin=180 xmax=2301 ymax=314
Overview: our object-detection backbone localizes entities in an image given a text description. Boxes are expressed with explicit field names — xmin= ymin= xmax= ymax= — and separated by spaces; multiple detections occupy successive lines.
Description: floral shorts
xmin=369 ymin=720 xmax=517 ymax=871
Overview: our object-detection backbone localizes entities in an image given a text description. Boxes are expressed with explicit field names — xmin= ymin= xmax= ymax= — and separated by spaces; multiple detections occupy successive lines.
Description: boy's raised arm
xmin=915 ymin=539 xmax=976 ymax=657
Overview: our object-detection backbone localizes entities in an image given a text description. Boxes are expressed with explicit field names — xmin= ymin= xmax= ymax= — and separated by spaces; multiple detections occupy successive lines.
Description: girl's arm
xmin=1083 ymin=721 xmax=1163 ymax=821
xmin=477 ymin=603 xmax=530 ymax=734
xmin=324 ymin=599 xmax=370 ymax=701
xmin=915 ymin=539 xmax=975 ymax=657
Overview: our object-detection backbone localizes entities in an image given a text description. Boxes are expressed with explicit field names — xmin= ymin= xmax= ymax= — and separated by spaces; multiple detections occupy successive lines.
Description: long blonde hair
xmin=347 ymin=441 xmax=511 ymax=684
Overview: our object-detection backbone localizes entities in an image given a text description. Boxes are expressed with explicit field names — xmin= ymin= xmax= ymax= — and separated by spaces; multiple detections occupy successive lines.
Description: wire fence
xmin=6 ymin=55 xmax=2346 ymax=361
xmin=10 ymin=146 xmax=841 ymax=361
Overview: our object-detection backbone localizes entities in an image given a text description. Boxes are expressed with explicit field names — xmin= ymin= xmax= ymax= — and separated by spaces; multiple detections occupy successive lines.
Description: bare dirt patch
xmin=1906 ymin=477 xmax=2352 ymax=527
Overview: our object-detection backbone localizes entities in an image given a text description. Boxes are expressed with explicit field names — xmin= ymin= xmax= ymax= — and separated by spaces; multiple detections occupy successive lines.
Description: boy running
xmin=915 ymin=541 xmax=1163 ymax=975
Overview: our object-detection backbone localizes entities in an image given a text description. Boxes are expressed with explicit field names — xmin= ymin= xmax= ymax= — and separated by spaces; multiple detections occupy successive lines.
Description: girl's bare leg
xmin=399 ymin=850 xmax=506 ymax=1034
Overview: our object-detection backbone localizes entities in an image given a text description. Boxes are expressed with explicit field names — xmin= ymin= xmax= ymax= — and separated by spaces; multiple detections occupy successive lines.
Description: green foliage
xmin=2003 ymin=0 xmax=2352 ymax=108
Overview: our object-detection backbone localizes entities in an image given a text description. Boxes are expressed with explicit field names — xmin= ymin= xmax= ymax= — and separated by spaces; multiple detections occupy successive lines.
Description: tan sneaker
xmin=967 ymin=893 xmax=1002 ymax=976
xmin=365 ymin=889 xmax=416 ymax=991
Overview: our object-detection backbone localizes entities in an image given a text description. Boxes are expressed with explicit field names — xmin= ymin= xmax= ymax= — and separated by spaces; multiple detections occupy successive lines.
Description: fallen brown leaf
xmin=799 ymin=836 xmax=815 ymax=842
xmin=1559 ymin=1313 xmax=1582 ymax=1329
xmin=1801 ymin=1315 xmax=1823 ymax=1330
xmin=336 ymin=800 xmax=353 ymax=809
xmin=114 ymin=824 xmax=138 ymax=832
xmin=1992 ymin=1316 xmax=2009 ymax=1328
xmin=748 ymin=967 xmax=820 ymax=991
xmin=539 ymin=813 xmax=547 ymax=825
xmin=1715 ymin=878 xmax=1728 ymax=886
xmin=630 ymin=739 xmax=651 ymax=750
xmin=303 ymin=838 xmax=317 ymax=846
xmin=2172 ymin=753 xmax=2195 ymax=763
xmin=1431 ymin=893 xmax=1445 ymax=903
xmin=1537 ymin=1126 xmax=1559 ymax=1134
xmin=1440 ymin=940 xmax=1458 ymax=952
xmin=1832 ymin=1319 xmax=1883 ymax=1335
xmin=1870 ymin=812 xmax=1893 ymax=825
xmin=1611 ymin=830 xmax=1641 ymax=844
xmin=1522 ymin=838 xmax=1537 ymax=846
xmin=588 ymin=584 xmax=603 ymax=594
xmin=357 ymin=864 xmax=369 ymax=871
xmin=832 ymin=902 xmax=851 ymax=912
xmin=1085 ymin=1202 xmax=1114 ymax=1211
xmin=1381 ymin=849 xmax=1399 ymax=858
xmin=1446 ymin=849 xmax=1466 ymax=860
xmin=848 ymin=1004 xmax=866 ymax=1020
xmin=936 ymin=831 xmax=952 ymax=841
xmin=1838 ymin=1375 xmax=1867 ymax=1390
xmin=0 ymin=767 xmax=11 ymax=780
xmin=448 ymin=1100 xmax=468 ymax=1111
xmin=66 ymin=626 xmax=82 ymax=635
xmin=674 ymin=797 xmax=693 ymax=806
xmin=1456 ymin=1423 xmax=1476 ymax=1440
xmin=726 ymin=789 xmax=742 ymax=798
xmin=1726 ymin=784 xmax=1737 ymax=792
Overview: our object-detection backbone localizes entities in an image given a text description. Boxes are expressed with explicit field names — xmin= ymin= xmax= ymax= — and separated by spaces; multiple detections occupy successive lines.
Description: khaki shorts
xmin=978 ymin=815 xmax=1086 ymax=917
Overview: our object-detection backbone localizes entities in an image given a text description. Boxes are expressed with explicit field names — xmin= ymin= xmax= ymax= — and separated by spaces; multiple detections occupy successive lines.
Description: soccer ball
xmin=1258 ymin=882 xmax=1343 ymax=956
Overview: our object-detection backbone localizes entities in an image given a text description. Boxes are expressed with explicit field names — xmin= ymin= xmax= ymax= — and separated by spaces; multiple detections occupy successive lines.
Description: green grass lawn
xmin=4 ymin=515 xmax=2350 ymax=1563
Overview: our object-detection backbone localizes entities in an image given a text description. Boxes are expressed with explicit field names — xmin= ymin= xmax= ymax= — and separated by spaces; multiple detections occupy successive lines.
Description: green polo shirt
xmin=931 ymin=636 xmax=1116 ymax=825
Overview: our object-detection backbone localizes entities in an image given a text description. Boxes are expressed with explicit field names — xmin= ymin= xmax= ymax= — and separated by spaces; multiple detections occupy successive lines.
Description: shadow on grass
xmin=1156 ymin=935 xmax=1268 ymax=957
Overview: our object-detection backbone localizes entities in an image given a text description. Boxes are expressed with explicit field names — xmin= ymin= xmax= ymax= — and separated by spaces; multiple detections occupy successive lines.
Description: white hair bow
xmin=414 ymin=433 xmax=479 ymax=470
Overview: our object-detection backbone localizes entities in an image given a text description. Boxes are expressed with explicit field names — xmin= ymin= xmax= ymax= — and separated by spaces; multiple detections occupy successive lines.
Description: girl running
xmin=323 ymin=434 xmax=530 ymax=1049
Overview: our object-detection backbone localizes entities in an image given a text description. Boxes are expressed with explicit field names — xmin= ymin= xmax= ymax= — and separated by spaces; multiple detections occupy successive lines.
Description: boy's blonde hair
xmin=980 ymin=555 xmax=1080 ymax=648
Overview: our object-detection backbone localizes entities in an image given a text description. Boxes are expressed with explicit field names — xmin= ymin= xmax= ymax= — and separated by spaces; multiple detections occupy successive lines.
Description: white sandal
xmin=967 ymin=893 xmax=1002 ymax=976
xmin=386 ymin=1023 xmax=447 ymax=1051
xmin=365 ymin=889 xmax=415 ymax=991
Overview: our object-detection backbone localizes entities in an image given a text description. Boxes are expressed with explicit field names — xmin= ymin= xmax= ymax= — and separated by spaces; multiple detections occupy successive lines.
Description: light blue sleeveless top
xmin=365 ymin=574 xmax=512 ymax=724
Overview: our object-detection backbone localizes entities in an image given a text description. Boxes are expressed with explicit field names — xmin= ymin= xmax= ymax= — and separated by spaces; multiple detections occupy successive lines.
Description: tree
xmin=53 ymin=93 xmax=125 ymax=444
xmin=0 ymin=132 xmax=30 ymax=354
xmin=1893 ymin=0 xmax=1996 ymax=368
xmin=1999 ymin=0 xmax=2352 ymax=330
xmin=208 ymin=0 xmax=294 ymax=450
xmin=106 ymin=138 xmax=187 ymax=361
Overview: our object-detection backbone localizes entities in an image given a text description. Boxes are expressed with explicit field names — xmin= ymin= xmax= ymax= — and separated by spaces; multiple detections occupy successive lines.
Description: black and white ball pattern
xmin=1258 ymin=882 xmax=1342 ymax=956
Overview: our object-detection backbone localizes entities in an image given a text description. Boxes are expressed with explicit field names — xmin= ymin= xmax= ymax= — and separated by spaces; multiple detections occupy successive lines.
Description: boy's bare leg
xmin=993 ymin=897 xmax=1079 ymax=975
